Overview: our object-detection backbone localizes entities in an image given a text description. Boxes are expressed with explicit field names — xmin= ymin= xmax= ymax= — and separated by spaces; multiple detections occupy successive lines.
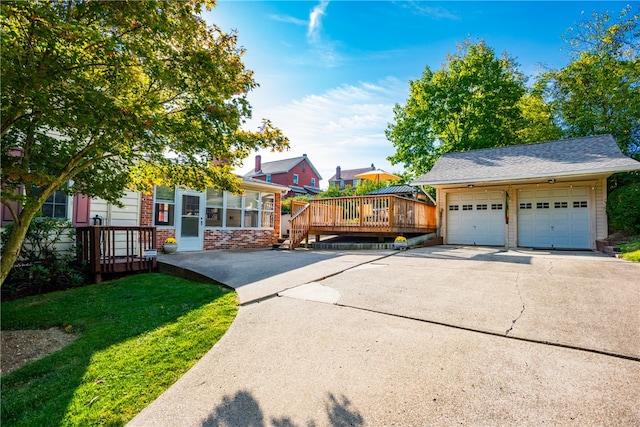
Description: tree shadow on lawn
xmin=1 ymin=273 xmax=235 ymax=427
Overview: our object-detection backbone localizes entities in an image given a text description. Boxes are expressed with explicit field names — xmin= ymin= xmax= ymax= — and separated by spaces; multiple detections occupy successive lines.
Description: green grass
xmin=617 ymin=240 xmax=640 ymax=262
xmin=1 ymin=273 xmax=238 ymax=426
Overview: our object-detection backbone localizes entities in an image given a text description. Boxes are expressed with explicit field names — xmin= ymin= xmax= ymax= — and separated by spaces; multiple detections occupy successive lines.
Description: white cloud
xmin=307 ymin=0 xmax=330 ymax=43
xmin=269 ymin=14 xmax=306 ymax=26
xmin=403 ymin=1 xmax=460 ymax=20
xmin=239 ymin=77 xmax=410 ymax=186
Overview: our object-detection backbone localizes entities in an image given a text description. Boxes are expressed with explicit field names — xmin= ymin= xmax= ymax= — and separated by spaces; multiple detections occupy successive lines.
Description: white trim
xmin=413 ymin=166 xmax=640 ymax=187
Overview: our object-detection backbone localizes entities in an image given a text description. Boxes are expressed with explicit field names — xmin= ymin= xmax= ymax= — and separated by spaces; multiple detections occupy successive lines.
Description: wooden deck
xmin=289 ymin=195 xmax=437 ymax=249
xmin=77 ymin=226 xmax=157 ymax=283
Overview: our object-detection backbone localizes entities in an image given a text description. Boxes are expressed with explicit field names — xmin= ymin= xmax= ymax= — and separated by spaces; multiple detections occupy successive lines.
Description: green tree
xmin=0 ymin=1 xmax=289 ymax=285
xmin=387 ymin=40 xmax=557 ymax=176
xmin=537 ymin=5 xmax=639 ymax=158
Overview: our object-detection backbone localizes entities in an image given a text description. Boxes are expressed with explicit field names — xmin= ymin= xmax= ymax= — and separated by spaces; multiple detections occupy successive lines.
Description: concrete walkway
xmin=129 ymin=247 xmax=640 ymax=426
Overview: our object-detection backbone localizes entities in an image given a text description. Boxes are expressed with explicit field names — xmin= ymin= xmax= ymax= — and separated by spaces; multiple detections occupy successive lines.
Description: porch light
xmin=548 ymin=179 xmax=556 ymax=184
xmin=467 ymin=184 xmax=474 ymax=189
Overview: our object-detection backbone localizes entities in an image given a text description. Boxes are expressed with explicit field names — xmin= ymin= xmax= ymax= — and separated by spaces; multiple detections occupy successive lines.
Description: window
xmin=41 ymin=189 xmax=68 ymax=219
xmin=154 ymin=186 xmax=175 ymax=226
xmin=462 ymin=204 xmax=473 ymax=211
xmin=293 ymin=174 xmax=299 ymax=185
xmin=449 ymin=205 xmax=459 ymax=211
xmin=205 ymin=189 xmax=224 ymax=227
xmin=311 ymin=178 xmax=316 ymax=187
xmin=536 ymin=202 xmax=550 ymax=209
xmin=519 ymin=203 xmax=532 ymax=209
xmin=266 ymin=175 xmax=272 ymax=183
xmin=226 ymin=193 xmax=243 ymax=227
xmin=554 ymin=202 xmax=568 ymax=209
xmin=261 ymin=193 xmax=275 ymax=228
xmin=491 ymin=204 xmax=503 ymax=210
xmin=573 ymin=201 xmax=588 ymax=208
xmin=244 ymin=191 xmax=260 ymax=228
xmin=476 ymin=204 xmax=488 ymax=210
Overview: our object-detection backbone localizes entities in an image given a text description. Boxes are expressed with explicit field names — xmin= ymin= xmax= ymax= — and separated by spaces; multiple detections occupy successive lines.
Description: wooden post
xmin=90 ymin=226 xmax=101 ymax=283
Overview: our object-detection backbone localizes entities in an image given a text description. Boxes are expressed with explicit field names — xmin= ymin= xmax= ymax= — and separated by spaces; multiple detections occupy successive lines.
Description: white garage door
xmin=447 ymin=191 xmax=505 ymax=246
xmin=518 ymin=187 xmax=591 ymax=249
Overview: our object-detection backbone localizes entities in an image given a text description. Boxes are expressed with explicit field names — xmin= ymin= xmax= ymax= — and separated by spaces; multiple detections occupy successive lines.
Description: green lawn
xmin=1 ymin=273 xmax=238 ymax=426
xmin=617 ymin=240 xmax=640 ymax=262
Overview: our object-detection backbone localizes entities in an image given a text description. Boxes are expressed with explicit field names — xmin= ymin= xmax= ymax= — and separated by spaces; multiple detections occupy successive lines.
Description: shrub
xmin=1 ymin=218 xmax=86 ymax=299
xmin=606 ymin=183 xmax=640 ymax=235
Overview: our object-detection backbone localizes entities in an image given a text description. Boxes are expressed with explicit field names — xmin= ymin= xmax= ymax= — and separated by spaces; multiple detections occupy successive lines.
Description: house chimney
xmin=255 ymin=155 xmax=262 ymax=173
xmin=336 ymin=166 xmax=341 ymax=180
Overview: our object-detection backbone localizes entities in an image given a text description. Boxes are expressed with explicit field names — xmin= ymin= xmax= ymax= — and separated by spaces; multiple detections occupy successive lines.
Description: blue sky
xmin=204 ymin=1 xmax=632 ymax=187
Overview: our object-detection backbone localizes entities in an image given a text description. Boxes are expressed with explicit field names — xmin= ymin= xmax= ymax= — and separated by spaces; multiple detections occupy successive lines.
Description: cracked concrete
xmin=505 ymin=274 xmax=526 ymax=336
xmin=131 ymin=246 xmax=640 ymax=426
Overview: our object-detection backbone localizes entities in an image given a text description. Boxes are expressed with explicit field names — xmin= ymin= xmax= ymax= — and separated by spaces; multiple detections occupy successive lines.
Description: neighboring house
xmin=411 ymin=135 xmax=640 ymax=250
xmin=244 ymin=154 xmax=322 ymax=198
xmin=328 ymin=164 xmax=375 ymax=189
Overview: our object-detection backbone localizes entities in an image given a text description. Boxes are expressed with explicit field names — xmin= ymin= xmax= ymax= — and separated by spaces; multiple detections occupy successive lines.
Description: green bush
xmin=606 ymin=183 xmax=640 ymax=234
xmin=1 ymin=218 xmax=86 ymax=299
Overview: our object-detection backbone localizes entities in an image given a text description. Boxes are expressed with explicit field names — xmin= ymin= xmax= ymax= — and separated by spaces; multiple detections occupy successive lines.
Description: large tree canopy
xmin=0 ymin=0 xmax=289 ymax=284
xmin=386 ymin=41 xmax=560 ymax=176
xmin=536 ymin=5 xmax=639 ymax=159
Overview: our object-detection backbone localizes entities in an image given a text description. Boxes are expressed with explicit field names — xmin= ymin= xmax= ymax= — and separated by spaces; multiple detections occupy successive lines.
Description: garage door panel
xmin=518 ymin=187 xmax=590 ymax=249
xmin=447 ymin=191 xmax=505 ymax=246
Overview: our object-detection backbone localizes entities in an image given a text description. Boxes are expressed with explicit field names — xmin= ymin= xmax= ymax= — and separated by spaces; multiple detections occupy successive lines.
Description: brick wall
xmin=273 ymin=193 xmax=281 ymax=243
xmin=140 ymin=193 xmax=154 ymax=227
xmin=204 ymin=229 xmax=274 ymax=250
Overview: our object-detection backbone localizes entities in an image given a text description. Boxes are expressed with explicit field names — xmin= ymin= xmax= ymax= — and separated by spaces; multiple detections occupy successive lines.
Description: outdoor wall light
xmin=467 ymin=184 xmax=474 ymax=188
xmin=548 ymin=178 xmax=556 ymax=184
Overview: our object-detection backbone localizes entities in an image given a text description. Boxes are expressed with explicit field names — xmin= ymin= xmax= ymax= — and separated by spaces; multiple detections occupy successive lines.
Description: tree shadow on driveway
xmin=202 ymin=390 xmax=364 ymax=427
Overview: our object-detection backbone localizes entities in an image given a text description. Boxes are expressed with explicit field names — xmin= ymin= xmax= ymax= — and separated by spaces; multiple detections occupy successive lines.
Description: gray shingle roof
xmin=411 ymin=135 xmax=640 ymax=186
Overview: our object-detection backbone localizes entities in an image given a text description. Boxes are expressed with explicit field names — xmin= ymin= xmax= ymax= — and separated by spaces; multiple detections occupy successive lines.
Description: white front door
xmin=447 ymin=191 xmax=505 ymax=246
xmin=176 ymin=189 xmax=205 ymax=251
xmin=517 ymin=187 xmax=591 ymax=249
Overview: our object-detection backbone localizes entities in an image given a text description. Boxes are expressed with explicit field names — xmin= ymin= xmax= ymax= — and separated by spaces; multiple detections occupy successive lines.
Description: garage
xmin=412 ymin=135 xmax=640 ymax=251
xmin=517 ymin=187 xmax=591 ymax=249
xmin=447 ymin=191 xmax=505 ymax=246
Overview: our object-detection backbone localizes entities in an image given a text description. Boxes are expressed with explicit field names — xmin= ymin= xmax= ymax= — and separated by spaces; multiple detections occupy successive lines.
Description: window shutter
xmin=72 ymin=193 xmax=91 ymax=227
xmin=1 ymin=185 xmax=24 ymax=225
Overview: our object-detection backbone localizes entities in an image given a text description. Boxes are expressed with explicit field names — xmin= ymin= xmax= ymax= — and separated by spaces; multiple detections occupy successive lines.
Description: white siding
xmin=595 ymin=178 xmax=608 ymax=240
xmin=90 ymin=191 xmax=140 ymax=226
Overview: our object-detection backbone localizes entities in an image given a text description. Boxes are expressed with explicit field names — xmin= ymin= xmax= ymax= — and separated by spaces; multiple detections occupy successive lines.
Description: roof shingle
xmin=411 ymin=135 xmax=640 ymax=186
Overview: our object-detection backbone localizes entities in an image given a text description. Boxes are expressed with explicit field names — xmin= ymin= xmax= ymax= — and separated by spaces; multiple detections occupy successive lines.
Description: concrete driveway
xmin=129 ymin=247 xmax=640 ymax=426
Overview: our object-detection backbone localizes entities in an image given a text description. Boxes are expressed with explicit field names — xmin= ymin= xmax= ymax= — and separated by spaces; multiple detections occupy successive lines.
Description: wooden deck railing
xmin=77 ymin=226 xmax=157 ymax=283
xmin=288 ymin=195 xmax=436 ymax=249
xmin=289 ymin=203 xmax=311 ymax=249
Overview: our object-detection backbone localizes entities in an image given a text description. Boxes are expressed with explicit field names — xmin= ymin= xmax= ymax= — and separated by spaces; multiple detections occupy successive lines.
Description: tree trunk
xmin=0 ymin=205 xmax=40 ymax=286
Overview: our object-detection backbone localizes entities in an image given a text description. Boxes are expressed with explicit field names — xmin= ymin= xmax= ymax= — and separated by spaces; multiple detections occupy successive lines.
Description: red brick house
xmin=244 ymin=154 xmax=322 ymax=198
xmin=328 ymin=164 xmax=376 ymax=189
